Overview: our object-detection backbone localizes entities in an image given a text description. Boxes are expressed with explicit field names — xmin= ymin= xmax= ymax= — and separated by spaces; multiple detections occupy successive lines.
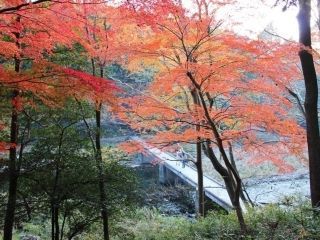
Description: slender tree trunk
xmin=52 ymin=135 xmax=62 ymax=240
xmin=191 ymin=90 xmax=205 ymax=217
xmin=51 ymin=190 xmax=60 ymax=240
xmin=3 ymin=16 xmax=22 ymax=239
xmin=203 ymin=139 xmax=247 ymax=232
xmin=96 ymin=66 xmax=110 ymax=240
xmin=60 ymin=210 xmax=67 ymax=240
xmin=51 ymin=202 xmax=55 ymax=240
xmin=227 ymin=142 xmax=249 ymax=204
xmin=87 ymin=59 xmax=110 ymax=240
xmin=298 ymin=0 xmax=320 ymax=208
xmin=188 ymin=73 xmax=247 ymax=231
xmin=50 ymin=200 xmax=60 ymax=240
xmin=22 ymin=194 xmax=32 ymax=221
xmin=3 ymin=58 xmax=20 ymax=240
xmin=96 ymin=103 xmax=110 ymax=240
xmin=54 ymin=205 xmax=59 ymax=240
xmin=195 ymin=139 xmax=205 ymax=217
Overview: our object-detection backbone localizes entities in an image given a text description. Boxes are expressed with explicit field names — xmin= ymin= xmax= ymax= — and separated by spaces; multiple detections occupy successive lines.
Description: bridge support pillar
xmin=159 ymin=164 xmax=177 ymax=185
xmin=194 ymin=188 xmax=199 ymax=215
xmin=159 ymin=164 xmax=166 ymax=184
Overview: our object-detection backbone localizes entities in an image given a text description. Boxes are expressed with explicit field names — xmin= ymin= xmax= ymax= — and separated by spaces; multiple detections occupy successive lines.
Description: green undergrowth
xmin=4 ymin=203 xmax=320 ymax=239
xmin=113 ymin=204 xmax=320 ymax=240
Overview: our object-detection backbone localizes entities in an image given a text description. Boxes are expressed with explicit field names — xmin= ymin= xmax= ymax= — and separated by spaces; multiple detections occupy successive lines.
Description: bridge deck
xmin=135 ymin=138 xmax=245 ymax=211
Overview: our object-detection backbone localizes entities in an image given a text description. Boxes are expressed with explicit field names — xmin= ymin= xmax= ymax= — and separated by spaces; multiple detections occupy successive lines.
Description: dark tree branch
xmin=0 ymin=0 xmax=50 ymax=14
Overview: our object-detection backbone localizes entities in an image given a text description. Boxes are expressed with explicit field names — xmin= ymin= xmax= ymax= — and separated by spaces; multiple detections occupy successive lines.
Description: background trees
xmin=0 ymin=100 xmax=138 ymax=239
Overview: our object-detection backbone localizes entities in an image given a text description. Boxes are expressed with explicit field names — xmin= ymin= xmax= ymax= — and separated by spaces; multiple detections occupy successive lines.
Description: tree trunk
xmin=195 ymin=139 xmax=205 ymax=217
xmin=203 ymin=140 xmax=247 ymax=232
xmin=188 ymin=76 xmax=247 ymax=231
xmin=54 ymin=205 xmax=59 ymax=240
xmin=96 ymin=103 xmax=110 ymax=240
xmin=227 ymin=142 xmax=249 ymax=204
xmin=3 ymin=56 xmax=20 ymax=240
xmin=87 ymin=59 xmax=110 ymax=240
xmin=191 ymin=89 xmax=205 ymax=217
xmin=298 ymin=0 xmax=320 ymax=208
xmin=60 ymin=210 xmax=67 ymax=240
xmin=51 ymin=201 xmax=60 ymax=240
xmin=96 ymin=66 xmax=110 ymax=240
xmin=51 ymin=202 xmax=55 ymax=240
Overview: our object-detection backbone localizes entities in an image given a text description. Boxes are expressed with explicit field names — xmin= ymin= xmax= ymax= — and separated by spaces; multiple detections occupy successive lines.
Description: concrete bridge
xmin=133 ymin=137 xmax=310 ymax=211
xmin=133 ymin=137 xmax=245 ymax=212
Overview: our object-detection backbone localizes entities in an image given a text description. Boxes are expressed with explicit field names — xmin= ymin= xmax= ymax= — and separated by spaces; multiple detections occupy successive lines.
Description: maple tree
xmin=119 ymin=0 xmax=306 ymax=230
xmin=0 ymin=1 xmax=119 ymax=239
xmin=63 ymin=3 xmax=133 ymax=239
xmin=0 ymin=5 xmax=69 ymax=237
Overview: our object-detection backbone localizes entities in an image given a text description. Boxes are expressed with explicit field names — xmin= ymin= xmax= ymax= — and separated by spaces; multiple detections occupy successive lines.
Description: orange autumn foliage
xmin=119 ymin=0 xmax=305 ymax=173
xmin=0 ymin=1 xmax=121 ymax=151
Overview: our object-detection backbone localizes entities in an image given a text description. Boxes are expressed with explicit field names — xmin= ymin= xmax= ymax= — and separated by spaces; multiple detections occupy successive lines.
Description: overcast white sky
xmin=183 ymin=0 xmax=300 ymax=41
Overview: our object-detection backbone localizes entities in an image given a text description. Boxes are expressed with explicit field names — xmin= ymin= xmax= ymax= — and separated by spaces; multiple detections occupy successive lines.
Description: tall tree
xmin=0 ymin=1 xmax=110 ymax=238
xmin=297 ymin=0 xmax=320 ymax=208
xmin=3 ymin=16 xmax=21 ymax=240
xmin=65 ymin=3 xmax=128 ymax=238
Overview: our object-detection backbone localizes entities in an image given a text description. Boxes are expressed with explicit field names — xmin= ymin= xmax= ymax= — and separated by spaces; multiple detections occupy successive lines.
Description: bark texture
xmin=298 ymin=0 xmax=320 ymax=208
